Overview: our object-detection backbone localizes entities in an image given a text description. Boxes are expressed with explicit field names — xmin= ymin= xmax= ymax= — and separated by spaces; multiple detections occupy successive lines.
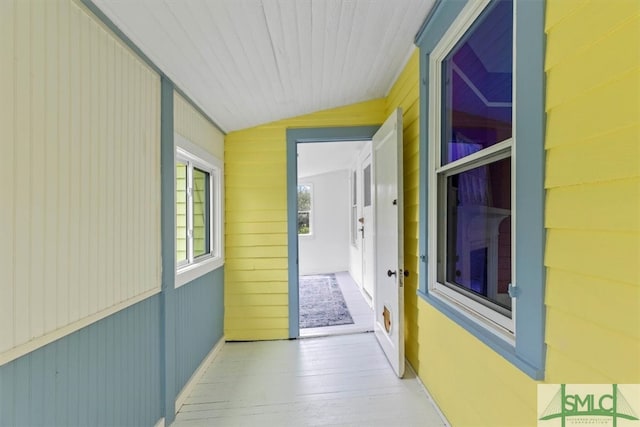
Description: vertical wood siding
xmin=544 ymin=0 xmax=640 ymax=383
xmin=225 ymin=99 xmax=386 ymax=340
xmin=174 ymin=92 xmax=224 ymax=160
xmin=0 ymin=0 xmax=161 ymax=364
xmin=385 ymin=50 xmax=421 ymax=370
xmin=0 ymin=296 xmax=162 ymax=427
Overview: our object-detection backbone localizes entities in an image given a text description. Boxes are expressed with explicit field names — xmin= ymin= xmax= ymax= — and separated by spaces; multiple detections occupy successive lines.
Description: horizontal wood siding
xmin=0 ymin=0 xmax=161 ymax=363
xmin=385 ymin=50 xmax=421 ymax=371
xmin=544 ymin=0 xmax=640 ymax=383
xmin=225 ymin=99 xmax=387 ymax=340
xmin=0 ymin=295 xmax=162 ymax=427
xmin=175 ymin=267 xmax=225 ymax=395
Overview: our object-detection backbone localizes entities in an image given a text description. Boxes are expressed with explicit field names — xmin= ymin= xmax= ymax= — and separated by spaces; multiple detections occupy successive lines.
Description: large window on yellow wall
xmin=176 ymin=134 xmax=223 ymax=288
xmin=428 ymin=0 xmax=515 ymax=337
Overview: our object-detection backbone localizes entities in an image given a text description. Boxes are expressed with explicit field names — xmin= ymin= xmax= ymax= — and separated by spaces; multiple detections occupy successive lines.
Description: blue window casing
xmin=415 ymin=0 xmax=546 ymax=379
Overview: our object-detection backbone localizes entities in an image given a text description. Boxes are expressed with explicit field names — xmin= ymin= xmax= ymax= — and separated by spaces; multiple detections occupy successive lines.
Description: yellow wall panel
xmin=0 ymin=0 xmax=161 ymax=364
xmin=417 ymin=301 xmax=537 ymax=427
xmin=543 ymin=0 xmax=640 ymax=393
xmin=545 ymin=72 xmax=639 ymax=148
xmin=546 ymin=179 xmax=640 ymax=231
xmin=545 ymin=125 xmax=639 ymax=187
xmin=545 ymin=0 xmax=639 ymax=69
xmin=546 ymin=268 xmax=640 ymax=339
xmin=546 ymin=308 xmax=640 ymax=382
xmin=224 ymin=98 xmax=386 ymax=340
xmin=545 ymin=229 xmax=639 ymax=285
xmin=546 ymin=16 xmax=639 ymax=109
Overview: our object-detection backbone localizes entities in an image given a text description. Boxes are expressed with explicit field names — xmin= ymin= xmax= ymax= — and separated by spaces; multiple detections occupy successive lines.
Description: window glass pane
xmin=352 ymin=171 xmax=357 ymax=205
xmin=298 ymin=212 xmax=310 ymax=235
xmin=192 ymin=167 xmax=211 ymax=258
xmin=297 ymin=184 xmax=311 ymax=211
xmin=441 ymin=0 xmax=513 ymax=165
xmin=441 ymin=157 xmax=512 ymax=312
xmin=176 ymin=162 xmax=188 ymax=264
xmin=297 ymin=184 xmax=311 ymax=235
xmin=363 ymin=165 xmax=371 ymax=207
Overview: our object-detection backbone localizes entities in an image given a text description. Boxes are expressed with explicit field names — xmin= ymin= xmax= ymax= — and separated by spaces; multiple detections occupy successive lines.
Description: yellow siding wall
xmin=544 ymin=0 xmax=639 ymax=383
xmin=0 ymin=0 xmax=161 ymax=364
xmin=225 ymin=100 xmax=387 ymax=340
xmin=412 ymin=1 xmax=640 ymax=426
xmin=385 ymin=51 xmax=422 ymax=369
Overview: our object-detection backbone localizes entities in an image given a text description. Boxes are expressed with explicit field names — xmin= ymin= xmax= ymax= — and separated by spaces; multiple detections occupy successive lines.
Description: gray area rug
xmin=299 ymin=274 xmax=354 ymax=329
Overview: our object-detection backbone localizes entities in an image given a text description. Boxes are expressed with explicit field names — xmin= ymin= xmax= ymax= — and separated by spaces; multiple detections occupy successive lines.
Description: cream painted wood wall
xmin=0 ymin=0 xmax=161 ymax=365
xmin=174 ymin=92 xmax=224 ymax=160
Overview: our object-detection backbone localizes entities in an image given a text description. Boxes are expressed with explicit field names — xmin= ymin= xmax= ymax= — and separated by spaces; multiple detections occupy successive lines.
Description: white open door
xmin=373 ymin=108 xmax=404 ymax=378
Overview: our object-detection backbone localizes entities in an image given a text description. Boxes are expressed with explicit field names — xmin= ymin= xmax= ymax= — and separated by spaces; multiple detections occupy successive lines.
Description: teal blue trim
xmin=160 ymin=77 xmax=177 ymax=424
xmin=416 ymin=0 xmax=546 ymax=380
xmin=80 ymin=0 xmax=226 ymax=135
xmin=286 ymin=126 xmax=380 ymax=338
xmin=175 ymin=266 xmax=225 ymax=393
xmin=414 ymin=0 xmax=466 ymax=48
xmin=513 ymin=0 xmax=547 ymax=377
xmin=0 ymin=296 xmax=162 ymax=426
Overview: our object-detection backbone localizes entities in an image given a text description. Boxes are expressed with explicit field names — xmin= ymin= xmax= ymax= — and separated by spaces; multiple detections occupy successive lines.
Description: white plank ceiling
xmin=92 ymin=0 xmax=436 ymax=133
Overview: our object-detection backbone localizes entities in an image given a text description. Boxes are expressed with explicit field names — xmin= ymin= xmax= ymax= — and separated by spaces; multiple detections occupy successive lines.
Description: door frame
xmin=286 ymin=125 xmax=380 ymax=339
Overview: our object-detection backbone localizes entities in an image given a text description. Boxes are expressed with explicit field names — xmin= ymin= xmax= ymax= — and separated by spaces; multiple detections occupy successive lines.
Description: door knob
xmin=387 ymin=270 xmax=397 ymax=277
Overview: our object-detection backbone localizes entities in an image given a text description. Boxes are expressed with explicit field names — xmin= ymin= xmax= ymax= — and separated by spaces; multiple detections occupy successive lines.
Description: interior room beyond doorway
xmin=297 ymin=140 xmax=374 ymax=337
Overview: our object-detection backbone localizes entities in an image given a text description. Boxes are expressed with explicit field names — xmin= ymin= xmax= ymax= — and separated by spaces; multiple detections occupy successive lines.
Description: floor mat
xmin=299 ymin=274 xmax=354 ymax=329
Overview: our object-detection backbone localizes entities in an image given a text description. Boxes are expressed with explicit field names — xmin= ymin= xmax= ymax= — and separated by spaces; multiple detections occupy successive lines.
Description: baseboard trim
xmin=174 ymin=336 xmax=225 ymax=414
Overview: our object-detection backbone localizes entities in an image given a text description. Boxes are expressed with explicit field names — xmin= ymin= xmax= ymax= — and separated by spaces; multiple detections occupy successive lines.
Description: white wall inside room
xmin=297 ymin=141 xmax=367 ymax=276
xmin=298 ymin=169 xmax=350 ymax=275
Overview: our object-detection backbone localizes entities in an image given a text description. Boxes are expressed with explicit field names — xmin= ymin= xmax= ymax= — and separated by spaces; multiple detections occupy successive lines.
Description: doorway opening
xmin=286 ymin=126 xmax=380 ymax=339
xmin=296 ymin=140 xmax=374 ymax=337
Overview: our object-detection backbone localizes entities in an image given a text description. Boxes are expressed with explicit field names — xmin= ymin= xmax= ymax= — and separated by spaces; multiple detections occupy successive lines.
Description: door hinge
xmin=392 ymin=199 xmax=397 ymax=205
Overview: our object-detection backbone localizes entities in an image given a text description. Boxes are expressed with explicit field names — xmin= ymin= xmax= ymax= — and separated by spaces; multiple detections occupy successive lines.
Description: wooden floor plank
xmin=173 ymin=333 xmax=448 ymax=426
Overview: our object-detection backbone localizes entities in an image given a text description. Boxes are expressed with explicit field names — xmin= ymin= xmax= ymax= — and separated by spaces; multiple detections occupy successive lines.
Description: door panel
xmin=373 ymin=108 xmax=404 ymax=378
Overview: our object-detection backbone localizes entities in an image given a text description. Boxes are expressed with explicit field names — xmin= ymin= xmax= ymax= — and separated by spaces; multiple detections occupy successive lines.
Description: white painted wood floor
xmin=173 ymin=333 xmax=448 ymax=426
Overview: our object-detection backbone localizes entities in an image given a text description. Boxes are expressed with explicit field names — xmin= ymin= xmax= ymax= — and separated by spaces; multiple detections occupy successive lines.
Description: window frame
xmin=297 ymin=183 xmax=313 ymax=237
xmin=428 ymin=0 xmax=515 ymax=340
xmin=175 ymin=133 xmax=224 ymax=288
xmin=416 ymin=0 xmax=547 ymax=380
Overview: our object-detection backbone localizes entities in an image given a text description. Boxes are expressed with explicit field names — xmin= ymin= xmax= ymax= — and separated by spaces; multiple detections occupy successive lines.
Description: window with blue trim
xmin=418 ymin=0 xmax=546 ymax=379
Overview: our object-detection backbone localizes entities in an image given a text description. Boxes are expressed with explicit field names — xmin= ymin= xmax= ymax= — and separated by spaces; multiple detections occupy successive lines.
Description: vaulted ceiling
xmin=92 ymin=0 xmax=436 ymax=133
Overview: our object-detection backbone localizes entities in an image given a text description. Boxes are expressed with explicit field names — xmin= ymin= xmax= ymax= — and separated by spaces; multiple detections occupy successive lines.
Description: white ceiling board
xmin=298 ymin=141 xmax=368 ymax=179
xmin=93 ymin=0 xmax=437 ymax=133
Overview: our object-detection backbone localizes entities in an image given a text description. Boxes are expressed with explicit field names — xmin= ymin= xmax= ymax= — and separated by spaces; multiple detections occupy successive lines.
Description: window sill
xmin=176 ymin=256 xmax=224 ymax=288
xmin=417 ymin=289 xmax=544 ymax=380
